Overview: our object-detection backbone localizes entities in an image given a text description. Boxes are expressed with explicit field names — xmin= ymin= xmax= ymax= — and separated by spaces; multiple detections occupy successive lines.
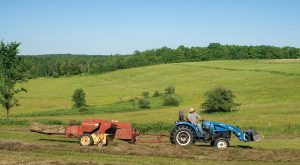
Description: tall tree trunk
xmin=87 ymin=62 xmax=90 ymax=73
xmin=6 ymin=108 xmax=9 ymax=119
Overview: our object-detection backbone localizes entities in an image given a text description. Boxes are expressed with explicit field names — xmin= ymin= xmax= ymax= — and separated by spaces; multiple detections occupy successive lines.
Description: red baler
xmin=30 ymin=119 xmax=138 ymax=147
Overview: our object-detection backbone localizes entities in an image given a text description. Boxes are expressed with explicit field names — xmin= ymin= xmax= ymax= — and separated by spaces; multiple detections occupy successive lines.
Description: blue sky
xmin=0 ymin=0 xmax=299 ymax=55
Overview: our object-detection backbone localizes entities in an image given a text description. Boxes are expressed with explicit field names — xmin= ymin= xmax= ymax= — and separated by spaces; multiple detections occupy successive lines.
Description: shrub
xmin=78 ymin=106 xmax=89 ymax=112
xmin=163 ymin=95 xmax=179 ymax=106
xmin=0 ymin=118 xmax=29 ymax=125
xmin=132 ymin=122 xmax=173 ymax=133
xmin=38 ymin=120 xmax=65 ymax=125
xmin=201 ymin=86 xmax=240 ymax=113
xmin=153 ymin=91 xmax=162 ymax=97
xmin=138 ymin=98 xmax=150 ymax=108
xmin=142 ymin=91 xmax=150 ymax=98
xmin=71 ymin=88 xmax=86 ymax=108
xmin=128 ymin=98 xmax=136 ymax=106
xmin=68 ymin=120 xmax=81 ymax=125
xmin=164 ymin=86 xmax=175 ymax=95
xmin=53 ymin=72 xmax=60 ymax=78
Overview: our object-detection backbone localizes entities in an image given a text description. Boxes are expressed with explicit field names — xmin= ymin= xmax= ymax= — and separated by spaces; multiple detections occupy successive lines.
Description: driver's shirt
xmin=187 ymin=112 xmax=200 ymax=125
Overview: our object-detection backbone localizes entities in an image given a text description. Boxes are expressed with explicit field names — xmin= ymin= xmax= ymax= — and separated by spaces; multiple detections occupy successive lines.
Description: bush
xmin=38 ymin=120 xmax=65 ymax=125
xmin=138 ymin=98 xmax=150 ymax=108
xmin=142 ymin=91 xmax=150 ymax=98
xmin=164 ymin=86 xmax=175 ymax=95
xmin=128 ymin=98 xmax=136 ymax=106
xmin=68 ymin=120 xmax=81 ymax=125
xmin=72 ymin=88 xmax=86 ymax=108
xmin=152 ymin=91 xmax=162 ymax=97
xmin=163 ymin=95 xmax=179 ymax=106
xmin=0 ymin=118 xmax=29 ymax=125
xmin=132 ymin=122 xmax=173 ymax=133
xmin=53 ymin=72 xmax=60 ymax=78
xmin=201 ymin=87 xmax=240 ymax=113
xmin=78 ymin=106 xmax=89 ymax=112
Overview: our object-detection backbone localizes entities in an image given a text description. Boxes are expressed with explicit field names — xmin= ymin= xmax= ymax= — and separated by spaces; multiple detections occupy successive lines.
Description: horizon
xmin=1 ymin=0 xmax=300 ymax=55
xmin=19 ymin=43 xmax=300 ymax=56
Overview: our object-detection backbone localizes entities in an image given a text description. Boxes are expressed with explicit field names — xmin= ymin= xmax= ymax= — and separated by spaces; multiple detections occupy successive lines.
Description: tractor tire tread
xmin=171 ymin=125 xmax=196 ymax=145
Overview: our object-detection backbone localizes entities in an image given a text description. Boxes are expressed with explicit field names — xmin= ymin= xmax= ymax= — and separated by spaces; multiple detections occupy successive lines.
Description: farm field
xmin=0 ymin=125 xmax=300 ymax=165
xmin=1 ymin=59 xmax=300 ymax=164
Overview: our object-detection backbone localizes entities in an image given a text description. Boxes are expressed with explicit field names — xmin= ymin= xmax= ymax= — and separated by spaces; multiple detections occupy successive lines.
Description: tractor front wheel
xmin=170 ymin=125 xmax=195 ymax=146
xmin=214 ymin=138 xmax=229 ymax=149
xmin=79 ymin=134 xmax=94 ymax=146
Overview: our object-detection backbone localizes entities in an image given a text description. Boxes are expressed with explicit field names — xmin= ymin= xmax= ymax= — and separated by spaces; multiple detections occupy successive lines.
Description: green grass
xmin=0 ymin=125 xmax=299 ymax=164
xmin=1 ymin=60 xmax=300 ymax=135
xmin=0 ymin=118 xmax=29 ymax=125
xmin=1 ymin=59 xmax=300 ymax=164
xmin=1 ymin=60 xmax=299 ymax=132
xmin=133 ymin=122 xmax=173 ymax=133
xmin=14 ymin=95 xmax=171 ymax=117
xmin=2 ymin=59 xmax=298 ymax=136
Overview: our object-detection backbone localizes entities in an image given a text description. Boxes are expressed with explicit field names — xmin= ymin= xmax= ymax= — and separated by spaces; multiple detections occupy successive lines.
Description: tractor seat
xmin=178 ymin=110 xmax=185 ymax=121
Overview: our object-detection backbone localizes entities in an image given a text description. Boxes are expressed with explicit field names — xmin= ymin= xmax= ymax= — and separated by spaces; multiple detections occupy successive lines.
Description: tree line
xmin=20 ymin=43 xmax=300 ymax=78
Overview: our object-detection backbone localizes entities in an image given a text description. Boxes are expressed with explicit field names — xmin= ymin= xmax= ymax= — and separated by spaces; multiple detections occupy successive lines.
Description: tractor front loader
xmin=170 ymin=113 xmax=263 ymax=149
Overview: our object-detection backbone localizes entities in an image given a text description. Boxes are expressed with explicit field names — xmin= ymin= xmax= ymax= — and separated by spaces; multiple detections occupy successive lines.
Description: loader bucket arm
xmin=205 ymin=121 xmax=263 ymax=142
xmin=228 ymin=125 xmax=263 ymax=142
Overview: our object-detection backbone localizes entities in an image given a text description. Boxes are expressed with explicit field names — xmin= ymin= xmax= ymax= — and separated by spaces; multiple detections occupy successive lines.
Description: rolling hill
xmin=1 ymin=59 xmax=300 ymax=164
xmin=3 ymin=59 xmax=299 ymax=136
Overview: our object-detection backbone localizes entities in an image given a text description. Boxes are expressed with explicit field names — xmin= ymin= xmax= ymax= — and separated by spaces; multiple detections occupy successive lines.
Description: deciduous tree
xmin=0 ymin=41 xmax=27 ymax=119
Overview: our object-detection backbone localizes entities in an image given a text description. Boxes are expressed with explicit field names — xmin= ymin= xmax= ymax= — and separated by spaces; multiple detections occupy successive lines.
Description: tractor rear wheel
xmin=170 ymin=125 xmax=195 ymax=146
xmin=214 ymin=138 xmax=229 ymax=149
xmin=79 ymin=134 xmax=94 ymax=146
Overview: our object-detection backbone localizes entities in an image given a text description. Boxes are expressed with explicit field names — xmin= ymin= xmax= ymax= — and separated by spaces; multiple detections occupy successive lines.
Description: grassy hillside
xmin=2 ymin=59 xmax=300 ymax=135
xmin=1 ymin=59 xmax=300 ymax=164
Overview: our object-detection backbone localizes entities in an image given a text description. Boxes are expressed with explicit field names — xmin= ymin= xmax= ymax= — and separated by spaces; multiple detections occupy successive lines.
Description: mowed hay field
xmin=0 ymin=59 xmax=300 ymax=164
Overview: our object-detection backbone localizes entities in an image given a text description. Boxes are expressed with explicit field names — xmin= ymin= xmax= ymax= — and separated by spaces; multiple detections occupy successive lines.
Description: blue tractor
xmin=170 ymin=112 xmax=263 ymax=149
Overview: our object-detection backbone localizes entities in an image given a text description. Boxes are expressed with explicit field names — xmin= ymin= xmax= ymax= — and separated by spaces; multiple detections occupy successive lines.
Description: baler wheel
xmin=79 ymin=134 xmax=94 ymax=146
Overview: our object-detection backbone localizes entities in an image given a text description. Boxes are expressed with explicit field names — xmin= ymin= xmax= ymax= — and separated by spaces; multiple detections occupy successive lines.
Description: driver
xmin=187 ymin=108 xmax=204 ymax=135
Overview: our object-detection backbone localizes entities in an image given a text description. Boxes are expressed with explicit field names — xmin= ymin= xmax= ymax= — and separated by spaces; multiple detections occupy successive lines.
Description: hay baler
xmin=30 ymin=119 xmax=139 ymax=147
xmin=30 ymin=119 xmax=167 ymax=147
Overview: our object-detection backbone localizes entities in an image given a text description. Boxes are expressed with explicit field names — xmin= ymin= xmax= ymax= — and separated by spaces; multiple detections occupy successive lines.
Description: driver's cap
xmin=189 ymin=107 xmax=195 ymax=112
